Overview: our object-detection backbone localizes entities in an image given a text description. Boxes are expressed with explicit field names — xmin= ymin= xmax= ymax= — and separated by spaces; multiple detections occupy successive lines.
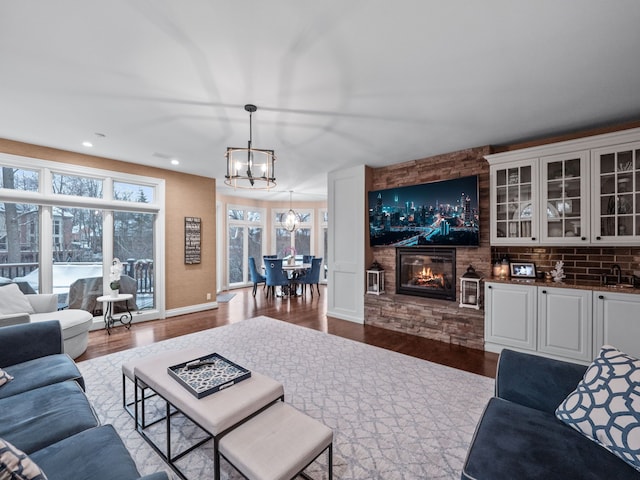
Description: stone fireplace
xmin=396 ymin=247 xmax=456 ymax=300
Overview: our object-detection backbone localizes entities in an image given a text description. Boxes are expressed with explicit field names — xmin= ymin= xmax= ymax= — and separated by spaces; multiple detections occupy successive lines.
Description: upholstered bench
xmin=121 ymin=347 xmax=208 ymax=427
xmin=218 ymin=401 xmax=333 ymax=480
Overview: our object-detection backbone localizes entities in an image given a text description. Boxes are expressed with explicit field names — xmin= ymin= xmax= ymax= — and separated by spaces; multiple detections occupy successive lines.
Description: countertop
xmin=484 ymin=277 xmax=640 ymax=295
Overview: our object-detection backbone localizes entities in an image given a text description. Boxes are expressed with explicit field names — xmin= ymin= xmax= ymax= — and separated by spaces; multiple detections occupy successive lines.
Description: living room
xmin=2 ymin=2 xmax=640 ymax=479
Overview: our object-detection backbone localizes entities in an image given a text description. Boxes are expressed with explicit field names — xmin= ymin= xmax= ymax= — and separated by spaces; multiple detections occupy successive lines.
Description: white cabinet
xmin=538 ymin=286 xmax=592 ymax=362
xmin=485 ymin=282 xmax=596 ymax=363
xmin=540 ymin=151 xmax=590 ymax=243
xmin=593 ymin=290 xmax=640 ymax=358
xmin=591 ymin=141 xmax=640 ymax=244
xmin=485 ymin=282 xmax=536 ymax=351
xmin=487 ymin=127 xmax=640 ymax=246
xmin=490 ymin=159 xmax=538 ymax=244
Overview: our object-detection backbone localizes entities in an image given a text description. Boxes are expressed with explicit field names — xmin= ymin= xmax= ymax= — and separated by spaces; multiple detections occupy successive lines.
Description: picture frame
xmin=510 ymin=262 xmax=536 ymax=278
xmin=184 ymin=217 xmax=201 ymax=264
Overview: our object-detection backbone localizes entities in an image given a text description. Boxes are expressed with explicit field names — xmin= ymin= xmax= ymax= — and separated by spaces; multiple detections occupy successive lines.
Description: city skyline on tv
xmin=368 ymin=175 xmax=479 ymax=247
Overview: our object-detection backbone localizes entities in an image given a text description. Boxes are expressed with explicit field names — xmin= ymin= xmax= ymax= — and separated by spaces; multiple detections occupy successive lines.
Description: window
xmin=0 ymin=154 xmax=164 ymax=318
xmin=273 ymin=209 xmax=313 ymax=257
xmin=227 ymin=206 xmax=265 ymax=287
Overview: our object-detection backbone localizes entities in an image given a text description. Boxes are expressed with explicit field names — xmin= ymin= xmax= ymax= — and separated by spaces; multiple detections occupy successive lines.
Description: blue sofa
xmin=0 ymin=320 xmax=168 ymax=480
xmin=462 ymin=349 xmax=640 ymax=479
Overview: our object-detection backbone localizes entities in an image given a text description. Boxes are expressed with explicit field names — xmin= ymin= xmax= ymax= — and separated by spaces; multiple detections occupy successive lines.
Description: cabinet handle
xmin=531 ymin=237 xmax=536 ymax=241
xmin=488 ymin=285 xmax=492 ymax=289
xmin=599 ymin=295 xmax=604 ymax=300
xmin=581 ymin=237 xmax=587 ymax=241
xmin=596 ymin=236 xmax=601 ymax=240
xmin=541 ymin=290 xmax=547 ymax=294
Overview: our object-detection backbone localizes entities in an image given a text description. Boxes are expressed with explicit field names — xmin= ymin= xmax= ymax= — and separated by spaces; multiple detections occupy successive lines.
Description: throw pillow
xmin=0 ymin=437 xmax=48 ymax=480
xmin=556 ymin=345 xmax=640 ymax=472
xmin=0 ymin=368 xmax=13 ymax=388
xmin=0 ymin=283 xmax=34 ymax=316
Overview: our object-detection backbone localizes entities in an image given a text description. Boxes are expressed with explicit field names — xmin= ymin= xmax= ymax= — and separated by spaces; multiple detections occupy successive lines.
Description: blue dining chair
xmin=300 ymin=257 xmax=322 ymax=297
xmin=264 ymin=258 xmax=292 ymax=298
xmin=248 ymin=257 xmax=266 ymax=297
xmin=302 ymin=255 xmax=314 ymax=264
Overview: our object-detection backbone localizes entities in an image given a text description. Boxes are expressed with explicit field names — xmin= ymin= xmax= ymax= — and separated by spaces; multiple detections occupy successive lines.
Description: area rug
xmin=77 ymin=316 xmax=494 ymax=479
xmin=216 ymin=293 xmax=236 ymax=303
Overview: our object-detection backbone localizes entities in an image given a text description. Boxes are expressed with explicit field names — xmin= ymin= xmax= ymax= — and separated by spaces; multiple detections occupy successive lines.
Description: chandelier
xmin=281 ymin=190 xmax=300 ymax=232
xmin=225 ymin=104 xmax=276 ymax=190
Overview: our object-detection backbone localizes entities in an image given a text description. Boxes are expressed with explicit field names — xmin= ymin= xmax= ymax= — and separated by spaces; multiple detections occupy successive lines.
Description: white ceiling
xmin=2 ymin=1 xmax=640 ymax=201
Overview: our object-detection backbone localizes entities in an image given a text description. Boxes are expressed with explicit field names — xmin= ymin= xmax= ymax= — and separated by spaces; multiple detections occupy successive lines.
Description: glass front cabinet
xmin=591 ymin=142 xmax=640 ymax=243
xmin=491 ymin=159 xmax=539 ymax=244
xmin=488 ymin=128 xmax=640 ymax=246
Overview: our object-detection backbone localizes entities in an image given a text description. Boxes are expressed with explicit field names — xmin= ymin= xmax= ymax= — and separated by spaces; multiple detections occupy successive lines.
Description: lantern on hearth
xmin=460 ymin=265 xmax=481 ymax=309
xmin=366 ymin=260 xmax=385 ymax=295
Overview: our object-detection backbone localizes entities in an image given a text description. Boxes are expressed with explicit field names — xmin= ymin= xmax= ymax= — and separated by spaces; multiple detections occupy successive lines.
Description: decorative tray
xmin=167 ymin=353 xmax=251 ymax=399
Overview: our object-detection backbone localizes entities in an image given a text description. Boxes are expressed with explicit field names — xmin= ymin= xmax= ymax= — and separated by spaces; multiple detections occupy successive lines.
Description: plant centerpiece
xmin=109 ymin=258 xmax=123 ymax=296
xmin=282 ymin=246 xmax=296 ymax=266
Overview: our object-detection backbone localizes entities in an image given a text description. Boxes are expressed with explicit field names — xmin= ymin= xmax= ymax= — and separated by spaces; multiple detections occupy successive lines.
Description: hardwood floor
xmin=77 ymin=285 xmax=498 ymax=378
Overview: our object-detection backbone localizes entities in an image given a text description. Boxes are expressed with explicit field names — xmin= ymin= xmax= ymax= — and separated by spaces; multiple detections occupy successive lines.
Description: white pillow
xmin=0 ymin=283 xmax=35 ymax=315
xmin=556 ymin=345 xmax=640 ymax=472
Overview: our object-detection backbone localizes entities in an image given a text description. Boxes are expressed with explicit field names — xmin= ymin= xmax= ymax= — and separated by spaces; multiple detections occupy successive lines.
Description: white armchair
xmin=0 ymin=284 xmax=93 ymax=359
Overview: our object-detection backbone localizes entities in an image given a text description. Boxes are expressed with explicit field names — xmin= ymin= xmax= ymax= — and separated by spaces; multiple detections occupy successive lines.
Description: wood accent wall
xmin=365 ymin=146 xmax=492 ymax=350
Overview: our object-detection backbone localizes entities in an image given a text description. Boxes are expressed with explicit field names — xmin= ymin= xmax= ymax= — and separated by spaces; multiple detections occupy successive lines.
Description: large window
xmin=0 ymin=156 xmax=164 ymax=319
xmin=227 ymin=207 xmax=264 ymax=287
xmin=273 ymin=209 xmax=313 ymax=257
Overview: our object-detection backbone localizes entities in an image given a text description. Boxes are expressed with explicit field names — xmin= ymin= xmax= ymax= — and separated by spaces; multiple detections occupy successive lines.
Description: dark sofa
xmin=462 ymin=349 xmax=640 ymax=480
xmin=0 ymin=320 xmax=168 ymax=480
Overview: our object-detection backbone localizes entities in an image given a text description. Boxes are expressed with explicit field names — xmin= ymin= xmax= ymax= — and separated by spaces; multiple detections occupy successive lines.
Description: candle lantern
xmin=460 ymin=265 xmax=482 ymax=309
xmin=366 ymin=260 xmax=385 ymax=295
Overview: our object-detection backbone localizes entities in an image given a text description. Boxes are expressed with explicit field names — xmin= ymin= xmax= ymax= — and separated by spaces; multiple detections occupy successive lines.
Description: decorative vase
xmin=110 ymin=289 xmax=119 ymax=298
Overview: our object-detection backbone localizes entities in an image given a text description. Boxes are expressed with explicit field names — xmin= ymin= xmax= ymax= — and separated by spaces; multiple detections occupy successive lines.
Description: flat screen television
xmin=368 ymin=175 xmax=479 ymax=247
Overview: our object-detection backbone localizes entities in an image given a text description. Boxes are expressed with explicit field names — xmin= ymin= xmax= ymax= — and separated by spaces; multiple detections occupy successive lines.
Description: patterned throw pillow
xmin=0 ymin=368 xmax=13 ymax=388
xmin=556 ymin=345 xmax=640 ymax=472
xmin=0 ymin=437 xmax=48 ymax=480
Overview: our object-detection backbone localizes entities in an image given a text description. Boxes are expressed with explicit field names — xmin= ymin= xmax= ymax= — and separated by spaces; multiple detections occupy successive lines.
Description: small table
xmin=97 ymin=293 xmax=133 ymax=334
xmin=134 ymin=351 xmax=284 ymax=480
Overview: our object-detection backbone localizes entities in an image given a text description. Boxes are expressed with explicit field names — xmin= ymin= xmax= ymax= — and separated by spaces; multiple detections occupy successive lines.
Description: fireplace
xmin=396 ymin=247 xmax=456 ymax=300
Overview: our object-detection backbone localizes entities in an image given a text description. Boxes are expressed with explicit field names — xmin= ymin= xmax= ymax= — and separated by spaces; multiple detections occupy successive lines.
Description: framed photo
xmin=184 ymin=217 xmax=201 ymax=264
xmin=510 ymin=262 xmax=536 ymax=278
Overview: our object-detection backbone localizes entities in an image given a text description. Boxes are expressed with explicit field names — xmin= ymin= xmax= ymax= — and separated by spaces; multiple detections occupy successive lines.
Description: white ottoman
xmin=218 ymin=402 xmax=333 ymax=480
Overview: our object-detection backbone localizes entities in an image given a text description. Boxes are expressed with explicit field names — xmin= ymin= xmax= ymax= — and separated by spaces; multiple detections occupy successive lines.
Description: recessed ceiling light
xmin=82 ymin=141 xmax=93 ymax=148
xmin=171 ymin=159 xmax=180 ymax=165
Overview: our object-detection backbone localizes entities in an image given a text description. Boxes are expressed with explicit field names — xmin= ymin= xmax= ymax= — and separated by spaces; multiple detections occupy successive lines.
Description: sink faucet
xmin=611 ymin=264 xmax=622 ymax=284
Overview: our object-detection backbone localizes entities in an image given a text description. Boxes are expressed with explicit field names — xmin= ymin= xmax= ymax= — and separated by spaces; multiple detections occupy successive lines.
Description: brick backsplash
xmin=492 ymin=246 xmax=640 ymax=285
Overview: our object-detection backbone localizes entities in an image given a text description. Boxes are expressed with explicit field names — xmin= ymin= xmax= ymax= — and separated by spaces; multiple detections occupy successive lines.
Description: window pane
xmin=248 ymin=227 xmax=263 ymax=263
xmin=322 ymin=210 xmax=328 ymax=223
xmin=298 ymin=212 xmax=312 ymax=223
xmin=0 ymin=203 xmax=39 ymax=290
xmin=228 ymin=226 xmax=244 ymax=284
xmin=52 ymin=173 xmax=103 ymax=198
xmin=114 ymin=210 xmax=155 ymax=310
xmin=1 ymin=167 xmax=39 ymax=192
xmin=53 ymin=207 xmax=103 ymax=308
xmin=275 ymin=228 xmax=291 ymax=257
xmin=113 ymin=181 xmax=154 ymax=203
xmin=247 ymin=210 xmax=262 ymax=222
xmin=294 ymin=228 xmax=311 ymax=255
xmin=228 ymin=209 xmax=244 ymax=221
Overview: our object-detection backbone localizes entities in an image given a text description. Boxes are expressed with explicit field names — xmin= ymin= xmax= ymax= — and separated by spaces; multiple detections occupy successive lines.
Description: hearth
xmin=396 ymin=247 xmax=456 ymax=300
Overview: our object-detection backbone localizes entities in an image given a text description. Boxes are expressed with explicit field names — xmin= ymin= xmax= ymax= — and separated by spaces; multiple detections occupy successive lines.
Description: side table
xmin=97 ymin=293 xmax=133 ymax=334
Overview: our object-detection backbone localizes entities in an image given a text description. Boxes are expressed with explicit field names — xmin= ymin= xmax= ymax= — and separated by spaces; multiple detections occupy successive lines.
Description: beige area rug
xmin=78 ymin=316 xmax=494 ymax=479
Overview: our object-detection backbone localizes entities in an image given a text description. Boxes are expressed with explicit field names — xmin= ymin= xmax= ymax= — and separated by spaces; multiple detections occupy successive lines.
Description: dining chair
xmin=302 ymin=255 xmax=314 ymax=264
xmin=300 ymin=257 xmax=322 ymax=297
xmin=264 ymin=258 xmax=292 ymax=298
xmin=248 ymin=257 xmax=266 ymax=297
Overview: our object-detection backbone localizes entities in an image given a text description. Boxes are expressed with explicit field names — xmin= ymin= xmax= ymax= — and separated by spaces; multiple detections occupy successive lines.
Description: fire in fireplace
xmin=396 ymin=247 xmax=456 ymax=300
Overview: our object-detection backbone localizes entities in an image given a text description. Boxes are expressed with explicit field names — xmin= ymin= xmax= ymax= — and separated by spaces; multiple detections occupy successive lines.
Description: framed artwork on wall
xmin=185 ymin=217 xmax=201 ymax=264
